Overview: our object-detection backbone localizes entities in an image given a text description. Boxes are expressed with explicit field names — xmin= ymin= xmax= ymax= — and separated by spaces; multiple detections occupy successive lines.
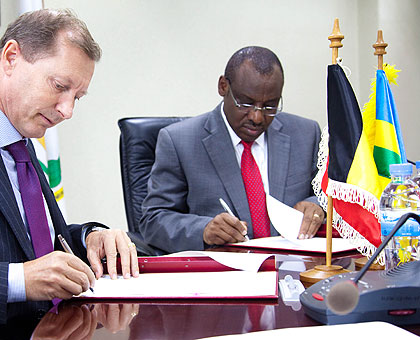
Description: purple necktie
xmin=6 ymin=141 xmax=53 ymax=258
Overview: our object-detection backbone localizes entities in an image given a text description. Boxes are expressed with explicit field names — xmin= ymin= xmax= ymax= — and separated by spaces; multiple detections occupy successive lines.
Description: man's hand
xmin=23 ymin=251 xmax=95 ymax=301
xmin=85 ymin=229 xmax=139 ymax=280
xmin=96 ymin=303 xmax=139 ymax=334
xmin=203 ymin=213 xmax=248 ymax=245
xmin=294 ymin=201 xmax=325 ymax=239
xmin=32 ymin=304 xmax=97 ymax=340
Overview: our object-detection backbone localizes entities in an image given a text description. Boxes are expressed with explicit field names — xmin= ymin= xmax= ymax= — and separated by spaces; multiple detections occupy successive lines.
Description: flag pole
xmin=354 ymin=30 xmax=388 ymax=271
xmin=299 ymin=18 xmax=349 ymax=288
xmin=325 ymin=18 xmax=344 ymax=267
xmin=374 ymin=30 xmax=387 ymax=71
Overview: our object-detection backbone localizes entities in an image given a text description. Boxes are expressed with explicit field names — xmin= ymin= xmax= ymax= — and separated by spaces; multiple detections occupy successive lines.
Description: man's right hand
xmin=23 ymin=251 xmax=95 ymax=301
xmin=203 ymin=213 xmax=248 ymax=245
xmin=32 ymin=304 xmax=97 ymax=340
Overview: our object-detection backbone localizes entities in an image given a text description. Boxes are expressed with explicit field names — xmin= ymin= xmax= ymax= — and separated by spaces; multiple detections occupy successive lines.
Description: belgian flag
xmin=313 ymin=63 xmax=406 ymax=256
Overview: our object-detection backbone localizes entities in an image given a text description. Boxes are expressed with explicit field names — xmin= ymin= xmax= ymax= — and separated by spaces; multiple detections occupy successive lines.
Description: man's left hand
xmin=86 ymin=229 xmax=139 ymax=280
xmin=293 ymin=201 xmax=325 ymax=239
xmin=96 ymin=303 xmax=139 ymax=334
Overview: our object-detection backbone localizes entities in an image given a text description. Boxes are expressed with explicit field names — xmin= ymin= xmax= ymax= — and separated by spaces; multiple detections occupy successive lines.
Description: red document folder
xmin=107 ymin=255 xmax=276 ymax=274
xmin=226 ymin=237 xmax=356 ymax=255
xmin=76 ymin=255 xmax=279 ymax=301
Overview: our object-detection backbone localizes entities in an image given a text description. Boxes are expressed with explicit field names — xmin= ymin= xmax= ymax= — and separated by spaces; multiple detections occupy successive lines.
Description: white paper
xmin=266 ymin=194 xmax=303 ymax=239
xmin=78 ymin=271 xmax=277 ymax=299
xmin=165 ymin=251 xmax=273 ymax=272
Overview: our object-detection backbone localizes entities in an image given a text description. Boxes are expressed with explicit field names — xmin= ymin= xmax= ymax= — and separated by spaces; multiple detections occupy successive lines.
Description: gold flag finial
xmin=328 ymin=18 xmax=344 ymax=64
xmin=373 ymin=30 xmax=388 ymax=70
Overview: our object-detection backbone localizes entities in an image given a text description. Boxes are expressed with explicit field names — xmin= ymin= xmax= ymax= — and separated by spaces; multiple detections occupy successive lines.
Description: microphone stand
xmin=324 ymin=212 xmax=420 ymax=315
xmin=353 ymin=212 xmax=420 ymax=284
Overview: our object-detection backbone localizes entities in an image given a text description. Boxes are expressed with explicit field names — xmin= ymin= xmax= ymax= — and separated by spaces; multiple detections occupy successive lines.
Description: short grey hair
xmin=0 ymin=8 xmax=102 ymax=63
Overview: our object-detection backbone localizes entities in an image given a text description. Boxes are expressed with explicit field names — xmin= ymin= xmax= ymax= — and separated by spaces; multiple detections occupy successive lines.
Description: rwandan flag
xmin=312 ymin=63 xmax=406 ymax=260
xmin=373 ymin=67 xmax=407 ymax=179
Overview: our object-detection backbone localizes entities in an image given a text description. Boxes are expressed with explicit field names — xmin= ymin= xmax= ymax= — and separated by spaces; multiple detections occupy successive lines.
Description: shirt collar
xmin=220 ymin=102 xmax=266 ymax=148
xmin=0 ymin=110 xmax=24 ymax=148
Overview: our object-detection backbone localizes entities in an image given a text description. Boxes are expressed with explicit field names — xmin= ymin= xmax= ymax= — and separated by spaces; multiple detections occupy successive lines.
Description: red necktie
xmin=241 ymin=141 xmax=270 ymax=238
xmin=6 ymin=141 xmax=54 ymax=258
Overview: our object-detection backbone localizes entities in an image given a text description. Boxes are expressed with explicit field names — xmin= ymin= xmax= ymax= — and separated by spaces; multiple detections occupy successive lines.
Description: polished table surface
xmin=2 ymin=248 xmax=420 ymax=340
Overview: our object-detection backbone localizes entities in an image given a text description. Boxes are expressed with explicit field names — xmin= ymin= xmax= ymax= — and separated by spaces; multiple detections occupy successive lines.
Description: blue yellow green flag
xmin=374 ymin=67 xmax=407 ymax=177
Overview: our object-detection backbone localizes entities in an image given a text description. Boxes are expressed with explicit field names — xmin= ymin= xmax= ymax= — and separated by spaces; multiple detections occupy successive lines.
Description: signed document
xmin=78 ymin=270 xmax=278 ymax=299
xmin=76 ymin=253 xmax=278 ymax=300
xmin=266 ymin=194 xmax=303 ymax=240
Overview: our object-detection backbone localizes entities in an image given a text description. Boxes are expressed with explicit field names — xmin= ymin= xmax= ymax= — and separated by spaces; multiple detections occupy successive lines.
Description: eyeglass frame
xmin=226 ymin=79 xmax=283 ymax=117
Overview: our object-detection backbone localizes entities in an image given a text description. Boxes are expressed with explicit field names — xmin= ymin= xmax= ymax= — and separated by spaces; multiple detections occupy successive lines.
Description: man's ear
xmin=1 ymin=40 xmax=21 ymax=75
xmin=218 ymin=75 xmax=229 ymax=97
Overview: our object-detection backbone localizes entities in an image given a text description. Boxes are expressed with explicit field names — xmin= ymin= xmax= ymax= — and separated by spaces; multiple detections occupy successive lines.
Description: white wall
xmin=1 ymin=0 xmax=419 ymax=231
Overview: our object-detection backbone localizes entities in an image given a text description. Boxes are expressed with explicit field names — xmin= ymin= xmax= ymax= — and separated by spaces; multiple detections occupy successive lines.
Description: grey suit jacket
xmin=0 ymin=141 xmax=87 ymax=324
xmin=139 ymin=104 xmax=321 ymax=253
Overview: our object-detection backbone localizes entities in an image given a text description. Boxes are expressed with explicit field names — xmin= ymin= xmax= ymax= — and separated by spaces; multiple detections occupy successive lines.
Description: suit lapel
xmin=267 ymin=117 xmax=291 ymax=203
xmin=0 ymin=153 xmax=35 ymax=259
xmin=201 ymin=106 xmax=252 ymax=227
xmin=200 ymin=108 xmax=292 ymax=236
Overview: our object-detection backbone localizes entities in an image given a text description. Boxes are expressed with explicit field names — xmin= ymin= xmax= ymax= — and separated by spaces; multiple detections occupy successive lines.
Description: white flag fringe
xmin=312 ymin=126 xmax=382 ymax=264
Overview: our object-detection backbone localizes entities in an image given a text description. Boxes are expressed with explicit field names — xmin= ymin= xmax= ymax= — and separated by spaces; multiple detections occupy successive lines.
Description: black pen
xmin=219 ymin=198 xmax=249 ymax=241
xmin=58 ymin=234 xmax=94 ymax=293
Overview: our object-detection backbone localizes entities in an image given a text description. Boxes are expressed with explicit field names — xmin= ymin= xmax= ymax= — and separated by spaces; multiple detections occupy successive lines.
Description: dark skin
xmin=203 ymin=60 xmax=324 ymax=245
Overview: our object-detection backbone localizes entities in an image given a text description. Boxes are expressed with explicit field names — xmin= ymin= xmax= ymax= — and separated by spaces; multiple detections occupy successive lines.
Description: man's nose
xmin=247 ymin=106 xmax=264 ymax=124
xmin=56 ymin=96 xmax=75 ymax=120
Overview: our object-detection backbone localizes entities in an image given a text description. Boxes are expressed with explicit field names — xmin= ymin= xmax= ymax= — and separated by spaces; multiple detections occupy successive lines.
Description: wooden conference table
xmin=3 ymin=247 xmax=420 ymax=340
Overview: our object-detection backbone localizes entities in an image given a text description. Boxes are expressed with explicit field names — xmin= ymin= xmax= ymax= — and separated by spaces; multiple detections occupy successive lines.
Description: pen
xmin=58 ymin=234 xmax=94 ymax=293
xmin=58 ymin=234 xmax=74 ymax=255
xmin=219 ymin=198 xmax=250 ymax=241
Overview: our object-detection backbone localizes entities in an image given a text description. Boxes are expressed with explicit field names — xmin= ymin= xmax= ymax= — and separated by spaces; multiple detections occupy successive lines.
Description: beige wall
xmin=1 ymin=0 xmax=419 ymax=231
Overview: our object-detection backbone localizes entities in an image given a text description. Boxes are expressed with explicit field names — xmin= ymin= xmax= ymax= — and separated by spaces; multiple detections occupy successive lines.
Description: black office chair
xmin=118 ymin=117 xmax=187 ymax=255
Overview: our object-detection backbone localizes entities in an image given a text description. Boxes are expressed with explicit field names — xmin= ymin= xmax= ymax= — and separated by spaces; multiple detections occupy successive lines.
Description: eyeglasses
xmin=228 ymin=87 xmax=283 ymax=117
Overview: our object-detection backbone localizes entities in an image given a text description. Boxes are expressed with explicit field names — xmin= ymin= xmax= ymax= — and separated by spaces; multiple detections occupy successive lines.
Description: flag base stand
xmin=299 ymin=265 xmax=349 ymax=288
xmin=355 ymin=256 xmax=384 ymax=271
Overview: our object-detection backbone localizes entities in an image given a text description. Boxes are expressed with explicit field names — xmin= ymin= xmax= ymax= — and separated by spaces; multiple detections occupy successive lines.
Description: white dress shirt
xmin=0 ymin=111 xmax=55 ymax=302
xmin=220 ymin=103 xmax=269 ymax=193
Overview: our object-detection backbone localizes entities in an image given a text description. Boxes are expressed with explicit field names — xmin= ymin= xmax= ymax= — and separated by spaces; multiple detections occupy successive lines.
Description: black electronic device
xmin=300 ymin=261 xmax=420 ymax=325
xmin=300 ymin=212 xmax=420 ymax=325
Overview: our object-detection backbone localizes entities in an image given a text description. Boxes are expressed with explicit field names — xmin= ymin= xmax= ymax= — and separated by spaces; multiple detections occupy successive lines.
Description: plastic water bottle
xmin=379 ymin=163 xmax=420 ymax=271
xmin=411 ymin=161 xmax=420 ymax=187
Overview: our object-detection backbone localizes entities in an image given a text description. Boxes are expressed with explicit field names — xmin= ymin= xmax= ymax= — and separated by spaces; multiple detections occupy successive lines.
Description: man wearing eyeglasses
xmin=139 ymin=46 xmax=324 ymax=253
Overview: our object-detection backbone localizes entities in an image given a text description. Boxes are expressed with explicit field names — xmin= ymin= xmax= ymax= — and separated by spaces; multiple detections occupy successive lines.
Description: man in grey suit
xmin=140 ymin=46 xmax=325 ymax=254
xmin=0 ymin=9 xmax=139 ymax=324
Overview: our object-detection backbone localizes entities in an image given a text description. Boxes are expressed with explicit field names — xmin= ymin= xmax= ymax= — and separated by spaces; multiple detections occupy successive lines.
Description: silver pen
xmin=58 ymin=234 xmax=94 ymax=292
xmin=219 ymin=198 xmax=249 ymax=241
xmin=58 ymin=234 xmax=74 ymax=255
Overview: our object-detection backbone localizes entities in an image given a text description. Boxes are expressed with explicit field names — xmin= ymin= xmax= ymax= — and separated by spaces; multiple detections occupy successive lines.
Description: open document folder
xmin=226 ymin=194 xmax=356 ymax=254
xmin=75 ymin=252 xmax=279 ymax=300
xmin=227 ymin=236 xmax=356 ymax=254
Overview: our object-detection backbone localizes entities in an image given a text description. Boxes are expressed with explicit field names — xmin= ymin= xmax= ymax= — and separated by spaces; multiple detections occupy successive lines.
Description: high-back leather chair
xmin=118 ymin=117 xmax=187 ymax=255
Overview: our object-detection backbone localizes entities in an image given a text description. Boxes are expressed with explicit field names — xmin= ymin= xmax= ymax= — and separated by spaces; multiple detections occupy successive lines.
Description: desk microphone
xmin=326 ymin=212 xmax=420 ymax=315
